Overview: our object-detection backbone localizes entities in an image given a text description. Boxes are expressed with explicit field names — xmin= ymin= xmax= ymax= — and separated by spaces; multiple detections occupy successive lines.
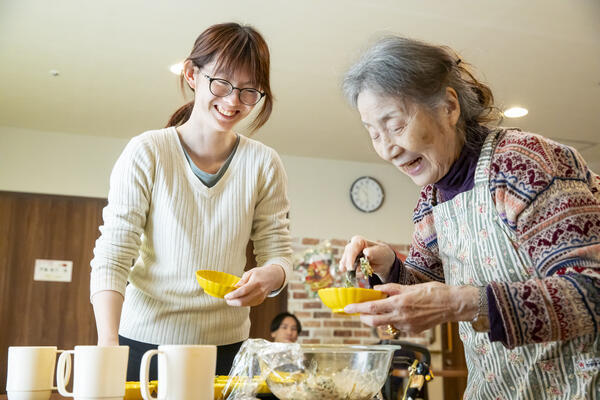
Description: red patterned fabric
xmin=403 ymin=130 xmax=600 ymax=348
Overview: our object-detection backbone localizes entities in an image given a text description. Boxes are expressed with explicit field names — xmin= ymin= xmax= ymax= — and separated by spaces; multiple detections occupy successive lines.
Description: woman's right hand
xmin=339 ymin=235 xmax=396 ymax=280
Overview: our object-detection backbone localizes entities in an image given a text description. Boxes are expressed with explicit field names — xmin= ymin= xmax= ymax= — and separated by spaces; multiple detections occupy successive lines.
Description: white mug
xmin=6 ymin=346 xmax=68 ymax=400
xmin=140 ymin=345 xmax=216 ymax=400
xmin=56 ymin=345 xmax=129 ymax=400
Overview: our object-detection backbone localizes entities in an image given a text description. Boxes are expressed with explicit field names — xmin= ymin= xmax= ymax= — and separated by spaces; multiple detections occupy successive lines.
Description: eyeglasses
xmin=203 ymin=74 xmax=265 ymax=106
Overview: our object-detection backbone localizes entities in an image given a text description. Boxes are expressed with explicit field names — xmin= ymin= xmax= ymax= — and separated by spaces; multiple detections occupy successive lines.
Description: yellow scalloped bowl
xmin=318 ymin=287 xmax=387 ymax=315
xmin=196 ymin=270 xmax=241 ymax=298
xmin=214 ymin=376 xmax=270 ymax=398
xmin=124 ymin=381 xmax=157 ymax=399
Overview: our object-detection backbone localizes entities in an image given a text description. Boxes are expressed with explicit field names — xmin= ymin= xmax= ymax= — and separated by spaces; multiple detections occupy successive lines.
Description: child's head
xmin=270 ymin=312 xmax=302 ymax=343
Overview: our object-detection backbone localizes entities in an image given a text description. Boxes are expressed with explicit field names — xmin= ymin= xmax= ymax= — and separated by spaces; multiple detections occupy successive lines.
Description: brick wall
xmin=287 ymin=237 xmax=413 ymax=345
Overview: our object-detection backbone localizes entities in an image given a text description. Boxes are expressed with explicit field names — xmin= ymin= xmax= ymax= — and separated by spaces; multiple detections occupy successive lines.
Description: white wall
xmin=0 ymin=126 xmax=124 ymax=198
xmin=0 ymin=126 xmax=420 ymax=243
xmin=284 ymin=155 xmax=419 ymax=243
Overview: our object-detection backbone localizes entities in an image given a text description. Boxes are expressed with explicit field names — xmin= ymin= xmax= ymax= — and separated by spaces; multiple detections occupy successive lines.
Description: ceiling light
xmin=503 ymin=107 xmax=528 ymax=118
xmin=169 ymin=62 xmax=183 ymax=75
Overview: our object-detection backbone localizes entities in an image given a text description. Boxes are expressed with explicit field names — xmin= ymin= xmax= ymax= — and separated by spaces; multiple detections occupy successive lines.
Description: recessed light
xmin=503 ymin=107 xmax=528 ymax=118
xmin=169 ymin=62 xmax=183 ymax=75
xmin=49 ymin=69 xmax=60 ymax=77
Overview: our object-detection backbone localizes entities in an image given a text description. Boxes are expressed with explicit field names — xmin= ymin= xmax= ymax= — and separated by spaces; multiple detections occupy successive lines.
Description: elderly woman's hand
xmin=343 ymin=282 xmax=480 ymax=334
xmin=339 ymin=235 xmax=396 ymax=280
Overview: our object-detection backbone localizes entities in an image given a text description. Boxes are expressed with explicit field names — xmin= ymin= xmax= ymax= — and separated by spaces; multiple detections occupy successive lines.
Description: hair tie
xmin=456 ymin=58 xmax=462 ymax=65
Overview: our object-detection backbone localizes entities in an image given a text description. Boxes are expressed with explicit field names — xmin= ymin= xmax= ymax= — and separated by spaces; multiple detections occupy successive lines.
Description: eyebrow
xmin=211 ymin=71 xmax=255 ymax=87
xmin=362 ymin=110 xmax=402 ymax=127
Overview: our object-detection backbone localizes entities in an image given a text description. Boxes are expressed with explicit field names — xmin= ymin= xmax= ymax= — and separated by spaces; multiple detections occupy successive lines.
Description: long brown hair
xmin=166 ymin=22 xmax=273 ymax=133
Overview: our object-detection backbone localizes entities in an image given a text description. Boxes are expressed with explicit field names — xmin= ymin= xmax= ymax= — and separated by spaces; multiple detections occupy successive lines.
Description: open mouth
xmin=400 ymin=157 xmax=422 ymax=168
xmin=399 ymin=157 xmax=423 ymax=175
xmin=215 ymin=105 xmax=238 ymax=118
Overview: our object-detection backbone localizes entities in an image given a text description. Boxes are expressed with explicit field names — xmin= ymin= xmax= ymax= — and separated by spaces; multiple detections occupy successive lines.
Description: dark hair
xmin=166 ymin=22 xmax=273 ymax=132
xmin=270 ymin=312 xmax=302 ymax=334
xmin=343 ymin=36 xmax=501 ymax=149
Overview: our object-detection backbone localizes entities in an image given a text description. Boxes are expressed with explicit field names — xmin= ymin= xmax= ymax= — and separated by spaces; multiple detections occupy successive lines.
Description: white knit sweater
xmin=90 ymin=127 xmax=292 ymax=345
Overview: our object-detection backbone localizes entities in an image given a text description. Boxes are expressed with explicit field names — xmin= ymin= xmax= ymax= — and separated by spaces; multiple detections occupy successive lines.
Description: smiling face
xmin=271 ymin=316 xmax=299 ymax=343
xmin=356 ymin=89 xmax=463 ymax=186
xmin=184 ymin=60 xmax=259 ymax=134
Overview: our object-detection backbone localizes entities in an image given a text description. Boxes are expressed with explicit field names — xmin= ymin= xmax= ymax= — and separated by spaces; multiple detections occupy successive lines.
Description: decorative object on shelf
xmin=349 ymin=176 xmax=384 ymax=213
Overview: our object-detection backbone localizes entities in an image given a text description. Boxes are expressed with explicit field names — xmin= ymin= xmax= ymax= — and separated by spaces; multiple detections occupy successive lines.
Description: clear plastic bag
xmin=220 ymin=339 xmax=303 ymax=400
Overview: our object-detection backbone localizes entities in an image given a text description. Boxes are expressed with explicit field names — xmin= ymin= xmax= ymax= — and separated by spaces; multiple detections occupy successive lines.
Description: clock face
xmin=350 ymin=176 xmax=384 ymax=213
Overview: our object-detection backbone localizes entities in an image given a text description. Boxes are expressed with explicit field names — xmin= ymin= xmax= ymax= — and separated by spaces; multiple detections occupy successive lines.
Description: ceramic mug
xmin=140 ymin=345 xmax=216 ymax=400
xmin=56 ymin=345 xmax=129 ymax=400
xmin=6 ymin=346 xmax=68 ymax=400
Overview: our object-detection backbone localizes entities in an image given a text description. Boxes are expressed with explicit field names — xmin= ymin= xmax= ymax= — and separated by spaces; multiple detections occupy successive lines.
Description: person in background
xmin=270 ymin=312 xmax=302 ymax=343
xmin=90 ymin=22 xmax=292 ymax=380
xmin=339 ymin=36 xmax=599 ymax=399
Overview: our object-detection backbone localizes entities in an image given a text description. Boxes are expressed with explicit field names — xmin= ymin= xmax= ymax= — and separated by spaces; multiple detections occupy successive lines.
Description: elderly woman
xmin=339 ymin=36 xmax=599 ymax=399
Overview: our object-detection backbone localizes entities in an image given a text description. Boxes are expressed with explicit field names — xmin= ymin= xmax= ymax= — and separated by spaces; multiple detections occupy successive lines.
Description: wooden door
xmin=0 ymin=191 xmax=105 ymax=394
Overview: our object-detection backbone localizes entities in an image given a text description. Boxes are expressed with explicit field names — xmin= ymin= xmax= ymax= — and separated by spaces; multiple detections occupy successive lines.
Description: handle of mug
xmin=52 ymin=349 xmax=71 ymax=391
xmin=56 ymin=350 xmax=74 ymax=397
xmin=140 ymin=349 xmax=163 ymax=400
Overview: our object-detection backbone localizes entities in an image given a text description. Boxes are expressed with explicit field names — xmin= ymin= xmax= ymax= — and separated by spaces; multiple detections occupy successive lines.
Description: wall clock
xmin=349 ymin=176 xmax=384 ymax=213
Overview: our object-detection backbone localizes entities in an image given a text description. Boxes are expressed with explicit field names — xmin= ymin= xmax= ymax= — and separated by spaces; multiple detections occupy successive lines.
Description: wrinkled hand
xmin=224 ymin=264 xmax=285 ymax=307
xmin=343 ymin=282 xmax=478 ymax=334
xmin=339 ymin=235 xmax=396 ymax=280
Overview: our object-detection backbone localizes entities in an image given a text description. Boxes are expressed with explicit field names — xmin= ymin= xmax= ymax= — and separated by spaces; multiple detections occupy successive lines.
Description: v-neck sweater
xmin=182 ymin=134 xmax=240 ymax=187
xmin=90 ymin=127 xmax=292 ymax=345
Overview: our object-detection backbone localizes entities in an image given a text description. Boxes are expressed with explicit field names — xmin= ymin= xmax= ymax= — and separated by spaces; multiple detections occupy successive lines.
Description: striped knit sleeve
xmin=250 ymin=148 xmax=293 ymax=285
xmin=90 ymin=134 xmax=155 ymax=299
xmin=401 ymin=185 xmax=445 ymax=284
xmin=488 ymin=131 xmax=600 ymax=349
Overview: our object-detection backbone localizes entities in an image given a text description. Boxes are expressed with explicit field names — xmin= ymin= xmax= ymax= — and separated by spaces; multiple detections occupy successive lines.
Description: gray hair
xmin=343 ymin=36 xmax=500 ymax=141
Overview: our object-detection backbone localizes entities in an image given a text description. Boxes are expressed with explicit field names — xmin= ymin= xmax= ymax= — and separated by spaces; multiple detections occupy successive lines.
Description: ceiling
xmin=1 ymin=0 xmax=599 ymax=166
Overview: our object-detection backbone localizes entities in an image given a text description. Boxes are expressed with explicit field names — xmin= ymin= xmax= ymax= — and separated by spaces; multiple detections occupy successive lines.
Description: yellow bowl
xmin=318 ymin=287 xmax=387 ymax=315
xmin=124 ymin=381 xmax=157 ymax=399
xmin=196 ymin=270 xmax=241 ymax=298
xmin=214 ymin=375 xmax=270 ymax=398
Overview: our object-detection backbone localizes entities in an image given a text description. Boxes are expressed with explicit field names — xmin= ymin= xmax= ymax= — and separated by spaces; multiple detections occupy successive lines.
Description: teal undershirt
xmin=181 ymin=135 xmax=240 ymax=188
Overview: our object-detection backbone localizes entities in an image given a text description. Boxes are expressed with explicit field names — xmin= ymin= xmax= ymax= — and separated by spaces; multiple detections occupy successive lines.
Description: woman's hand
xmin=224 ymin=264 xmax=285 ymax=307
xmin=339 ymin=235 xmax=396 ymax=280
xmin=343 ymin=282 xmax=479 ymax=334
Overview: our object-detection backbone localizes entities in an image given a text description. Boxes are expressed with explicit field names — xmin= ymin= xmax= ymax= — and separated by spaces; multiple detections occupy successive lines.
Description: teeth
xmin=216 ymin=105 xmax=235 ymax=117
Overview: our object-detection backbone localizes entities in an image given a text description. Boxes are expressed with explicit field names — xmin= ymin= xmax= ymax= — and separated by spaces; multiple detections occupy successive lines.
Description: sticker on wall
xmin=33 ymin=259 xmax=73 ymax=282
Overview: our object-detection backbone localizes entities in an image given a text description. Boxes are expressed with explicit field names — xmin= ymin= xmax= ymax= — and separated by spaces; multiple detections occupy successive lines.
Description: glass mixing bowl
xmin=263 ymin=344 xmax=398 ymax=400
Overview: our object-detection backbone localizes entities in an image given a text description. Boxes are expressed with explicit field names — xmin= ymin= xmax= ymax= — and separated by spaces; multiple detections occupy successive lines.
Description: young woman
xmin=90 ymin=22 xmax=292 ymax=380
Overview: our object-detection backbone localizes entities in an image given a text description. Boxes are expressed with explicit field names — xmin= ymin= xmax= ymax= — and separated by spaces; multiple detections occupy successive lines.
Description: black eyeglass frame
xmin=203 ymin=74 xmax=265 ymax=105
